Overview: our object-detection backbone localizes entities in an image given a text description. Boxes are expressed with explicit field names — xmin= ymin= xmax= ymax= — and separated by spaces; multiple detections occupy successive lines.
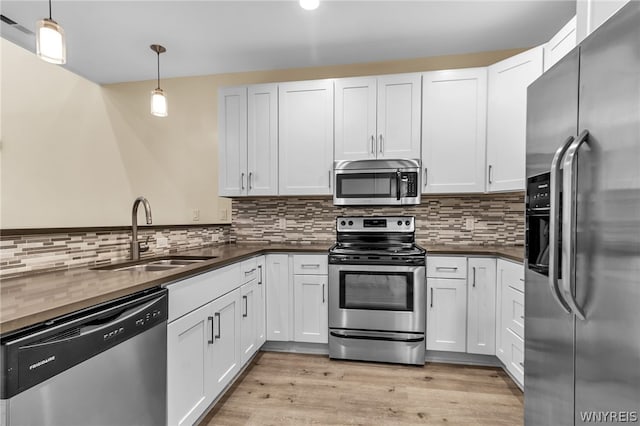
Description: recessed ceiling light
xmin=299 ymin=0 xmax=320 ymax=11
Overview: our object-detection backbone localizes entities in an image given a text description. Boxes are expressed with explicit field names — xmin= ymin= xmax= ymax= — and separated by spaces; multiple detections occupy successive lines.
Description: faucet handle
xmin=138 ymin=236 xmax=150 ymax=253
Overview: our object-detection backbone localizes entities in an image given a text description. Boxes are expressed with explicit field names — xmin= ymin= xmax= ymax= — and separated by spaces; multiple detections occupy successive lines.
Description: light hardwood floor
xmin=201 ymin=351 xmax=523 ymax=425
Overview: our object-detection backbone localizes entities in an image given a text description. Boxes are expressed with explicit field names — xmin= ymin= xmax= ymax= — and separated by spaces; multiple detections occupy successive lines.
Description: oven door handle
xmin=330 ymin=330 xmax=424 ymax=343
xmin=396 ymin=170 xmax=401 ymax=200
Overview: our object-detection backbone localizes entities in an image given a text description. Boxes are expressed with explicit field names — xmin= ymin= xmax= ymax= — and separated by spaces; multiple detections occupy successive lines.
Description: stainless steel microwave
xmin=333 ymin=159 xmax=421 ymax=206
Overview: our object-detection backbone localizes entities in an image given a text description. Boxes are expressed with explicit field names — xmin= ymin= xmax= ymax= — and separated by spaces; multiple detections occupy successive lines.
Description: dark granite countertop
xmin=0 ymin=243 xmax=523 ymax=334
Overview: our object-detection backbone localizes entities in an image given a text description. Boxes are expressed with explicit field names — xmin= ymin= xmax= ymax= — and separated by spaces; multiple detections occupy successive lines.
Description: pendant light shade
xmin=36 ymin=0 xmax=66 ymax=64
xmin=150 ymin=44 xmax=168 ymax=117
xmin=299 ymin=0 xmax=320 ymax=10
xmin=150 ymin=88 xmax=168 ymax=117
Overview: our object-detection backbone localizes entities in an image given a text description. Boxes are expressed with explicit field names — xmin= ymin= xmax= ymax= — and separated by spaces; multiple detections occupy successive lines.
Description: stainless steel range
xmin=328 ymin=216 xmax=426 ymax=365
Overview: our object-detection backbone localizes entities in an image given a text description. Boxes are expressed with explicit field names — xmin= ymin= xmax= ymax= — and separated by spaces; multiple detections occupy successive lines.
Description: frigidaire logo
xmin=29 ymin=356 xmax=55 ymax=370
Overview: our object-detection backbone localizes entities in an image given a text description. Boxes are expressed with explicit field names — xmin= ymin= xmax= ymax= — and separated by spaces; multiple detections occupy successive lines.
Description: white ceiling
xmin=1 ymin=1 xmax=576 ymax=85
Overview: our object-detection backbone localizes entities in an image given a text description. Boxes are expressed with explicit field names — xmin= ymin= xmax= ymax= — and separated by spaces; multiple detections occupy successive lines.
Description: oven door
xmin=328 ymin=263 xmax=426 ymax=333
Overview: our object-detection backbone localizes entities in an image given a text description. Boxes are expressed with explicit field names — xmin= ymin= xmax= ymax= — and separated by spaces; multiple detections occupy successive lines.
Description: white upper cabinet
xmin=576 ymin=0 xmax=630 ymax=43
xmin=544 ymin=16 xmax=577 ymax=72
xmin=335 ymin=73 xmax=421 ymax=161
xmin=486 ymin=46 xmax=543 ymax=192
xmin=247 ymin=84 xmax=279 ymax=195
xmin=334 ymin=77 xmax=377 ymax=160
xmin=279 ymin=79 xmax=334 ymax=195
xmin=218 ymin=84 xmax=278 ymax=197
xmin=218 ymin=87 xmax=247 ymax=197
xmin=421 ymin=68 xmax=488 ymax=194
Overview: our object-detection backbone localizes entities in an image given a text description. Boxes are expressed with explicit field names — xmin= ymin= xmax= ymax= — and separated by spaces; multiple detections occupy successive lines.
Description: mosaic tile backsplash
xmin=231 ymin=193 xmax=525 ymax=247
xmin=0 ymin=226 xmax=231 ymax=277
xmin=1 ymin=193 xmax=524 ymax=277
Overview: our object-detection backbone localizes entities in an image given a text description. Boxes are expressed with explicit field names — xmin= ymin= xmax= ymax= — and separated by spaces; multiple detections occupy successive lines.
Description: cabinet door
xmin=209 ymin=289 xmax=242 ymax=398
xmin=487 ymin=46 xmax=543 ymax=192
xmin=167 ymin=303 xmax=213 ymax=426
xmin=544 ymin=16 xmax=577 ymax=72
xmin=256 ymin=256 xmax=267 ymax=347
xmin=334 ymin=77 xmax=377 ymax=161
xmin=266 ymin=254 xmax=291 ymax=341
xmin=278 ymin=80 xmax=334 ymax=195
xmin=376 ymin=73 xmax=421 ymax=159
xmin=247 ymin=84 xmax=278 ymax=195
xmin=496 ymin=259 xmax=524 ymax=364
xmin=218 ymin=87 xmax=247 ymax=196
xmin=426 ymin=278 xmax=467 ymax=352
xmin=294 ymin=274 xmax=328 ymax=343
xmin=422 ymin=68 xmax=487 ymax=193
xmin=467 ymin=258 xmax=497 ymax=355
xmin=240 ymin=280 xmax=258 ymax=365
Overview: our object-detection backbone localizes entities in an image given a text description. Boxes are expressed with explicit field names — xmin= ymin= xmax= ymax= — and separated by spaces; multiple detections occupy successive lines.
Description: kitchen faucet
xmin=131 ymin=196 xmax=152 ymax=260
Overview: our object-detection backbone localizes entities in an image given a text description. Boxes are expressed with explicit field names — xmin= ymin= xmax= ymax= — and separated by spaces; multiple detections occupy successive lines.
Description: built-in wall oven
xmin=328 ymin=216 xmax=426 ymax=365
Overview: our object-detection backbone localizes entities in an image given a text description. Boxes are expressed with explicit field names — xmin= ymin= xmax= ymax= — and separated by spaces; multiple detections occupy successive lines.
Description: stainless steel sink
xmin=93 ymin=255 xmax=217 ymax=272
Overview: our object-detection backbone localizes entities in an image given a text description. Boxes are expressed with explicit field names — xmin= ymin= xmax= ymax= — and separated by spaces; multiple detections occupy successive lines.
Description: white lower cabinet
xmin=495 ymin=259 xmax=525 ymax=387
xmin=466 ymin=258 xmax=497 ymax=355
xmin=240 ymin=280 xmax=258 ymax=365
xmin=265 ymin=254 xmax=292 ymax=341
xmin=293 ymin=274 xmax=328 ymax=343
xmin=167 ymin=288 xmax=241 ymax=426
xmin=167 ymin=302 xmax=212 ymax=426
xmin=209 ymin=290 xmax=242 ymax=397
xmin=256 ymin=256 xmax=267 ymax=346
xmin=426 ymin=277 xmax=467 ymax=352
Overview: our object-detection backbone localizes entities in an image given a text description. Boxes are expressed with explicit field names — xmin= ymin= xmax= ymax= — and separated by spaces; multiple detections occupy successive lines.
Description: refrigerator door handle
xmin=548 ymin=136 xmax=574 ymax=314
xmin=561 ymin=129 xmax=589 ymax=321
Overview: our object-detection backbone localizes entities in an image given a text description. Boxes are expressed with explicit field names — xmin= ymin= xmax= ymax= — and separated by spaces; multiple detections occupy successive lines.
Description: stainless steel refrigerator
xmin=524 ymin=2 xmax=640 ymax=425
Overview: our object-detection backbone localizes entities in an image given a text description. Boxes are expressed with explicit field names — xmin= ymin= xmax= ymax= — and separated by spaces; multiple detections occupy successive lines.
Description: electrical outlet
xmin=465 ymin=218 xmax=475 ymax=231
xmin=156 ymin=236 xmax=169 ymax=248
xmin=192 ymin=209 xmax=200 ymax=222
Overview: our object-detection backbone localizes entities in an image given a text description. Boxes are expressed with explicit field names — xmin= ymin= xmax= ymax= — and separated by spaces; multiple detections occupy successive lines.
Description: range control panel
xmin=337 ymin=216 xmax=415 ymax=233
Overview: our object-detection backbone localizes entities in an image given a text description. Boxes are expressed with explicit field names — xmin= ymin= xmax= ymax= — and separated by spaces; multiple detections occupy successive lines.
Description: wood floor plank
xmin=200 ymin=352 xmax=523 ymax=426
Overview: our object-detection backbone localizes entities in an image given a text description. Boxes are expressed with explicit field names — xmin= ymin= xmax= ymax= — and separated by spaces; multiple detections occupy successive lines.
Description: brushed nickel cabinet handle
xmin=242 ymin=295 xmax=248 ymax=318
xmin=258 ymin=265 xmax=263 ymax=285
xmin=430 ymin=288 xmax=434 ymax=308
xmin=472 ymin=267 xmax=476 ymax=287
xmin=379 ymin=134 xmax=384 ymax=153
xmin=371 ymin=135 xmax=375 ymax=154
xmin=248 ymin=172 xmax=253 ymax=190
xmin=424 ymin=168 xmax=428 ymax=187
xmin=241 ymin=173 xmax=245 ymax=190
xmin=322 ymin=284 xmax=325 ymax=304
xmin=488 ymin=165 xmax=493 ymax=184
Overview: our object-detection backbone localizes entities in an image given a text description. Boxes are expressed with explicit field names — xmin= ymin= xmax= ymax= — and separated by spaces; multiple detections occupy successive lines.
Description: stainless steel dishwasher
xmin=0 ymin=287 xmax=167 ymax=426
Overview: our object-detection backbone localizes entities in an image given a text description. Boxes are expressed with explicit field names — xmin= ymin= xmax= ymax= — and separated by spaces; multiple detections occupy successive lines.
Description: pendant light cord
xmin=157 ymin=52 xmax=161 ymax=90
xmin=48 ymin=0 xmax=52 ymax=19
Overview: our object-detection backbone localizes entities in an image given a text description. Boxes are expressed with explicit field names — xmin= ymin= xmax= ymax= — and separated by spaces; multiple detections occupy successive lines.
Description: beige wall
xmin=1 ymin=38 xmax=525 ymax=229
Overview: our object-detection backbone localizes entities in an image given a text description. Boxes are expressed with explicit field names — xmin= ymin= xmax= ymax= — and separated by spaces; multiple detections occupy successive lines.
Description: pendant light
xmin=150 ymin=44 xmax=168 ymax=117
xmin=299 ymin=0 xmax=320 ymax=10
xmin=36 ymin=0 xmax=66 ymax=64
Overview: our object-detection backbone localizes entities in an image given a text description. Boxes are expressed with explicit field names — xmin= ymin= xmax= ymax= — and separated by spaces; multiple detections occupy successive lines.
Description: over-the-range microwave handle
xmin=561 ymin=129 xmax=590 ymax=321
xmin=548 ymin=135 xmax=574 ymax=314
xmin=396 ymin=170 xmax=401 ymax=200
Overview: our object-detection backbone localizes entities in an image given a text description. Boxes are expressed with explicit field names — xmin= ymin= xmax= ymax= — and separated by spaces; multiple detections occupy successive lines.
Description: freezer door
xmin=524 ymin=48 xmax=580 ymax=426
xmin=574 ymin=2 xmax=640 ymax=425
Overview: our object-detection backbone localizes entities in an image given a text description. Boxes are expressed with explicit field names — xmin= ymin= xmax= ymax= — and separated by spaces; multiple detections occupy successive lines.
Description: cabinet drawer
xmin=506 ymin=328 xmax=524 ymax=386
xmin=500 ymin=259 xmax=524 ymax=292
xmin=167 ymin=263 xmax=241 ymax=323
xmin=427 ymin=256 xmax=467 ymax=279
xmin=241 ymin=257 xmax=258 ymax=284
xmin=506 ymin=286 xmax=525 ymax=339
xmin=293 ymin=254 xmax=328 ymax=275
